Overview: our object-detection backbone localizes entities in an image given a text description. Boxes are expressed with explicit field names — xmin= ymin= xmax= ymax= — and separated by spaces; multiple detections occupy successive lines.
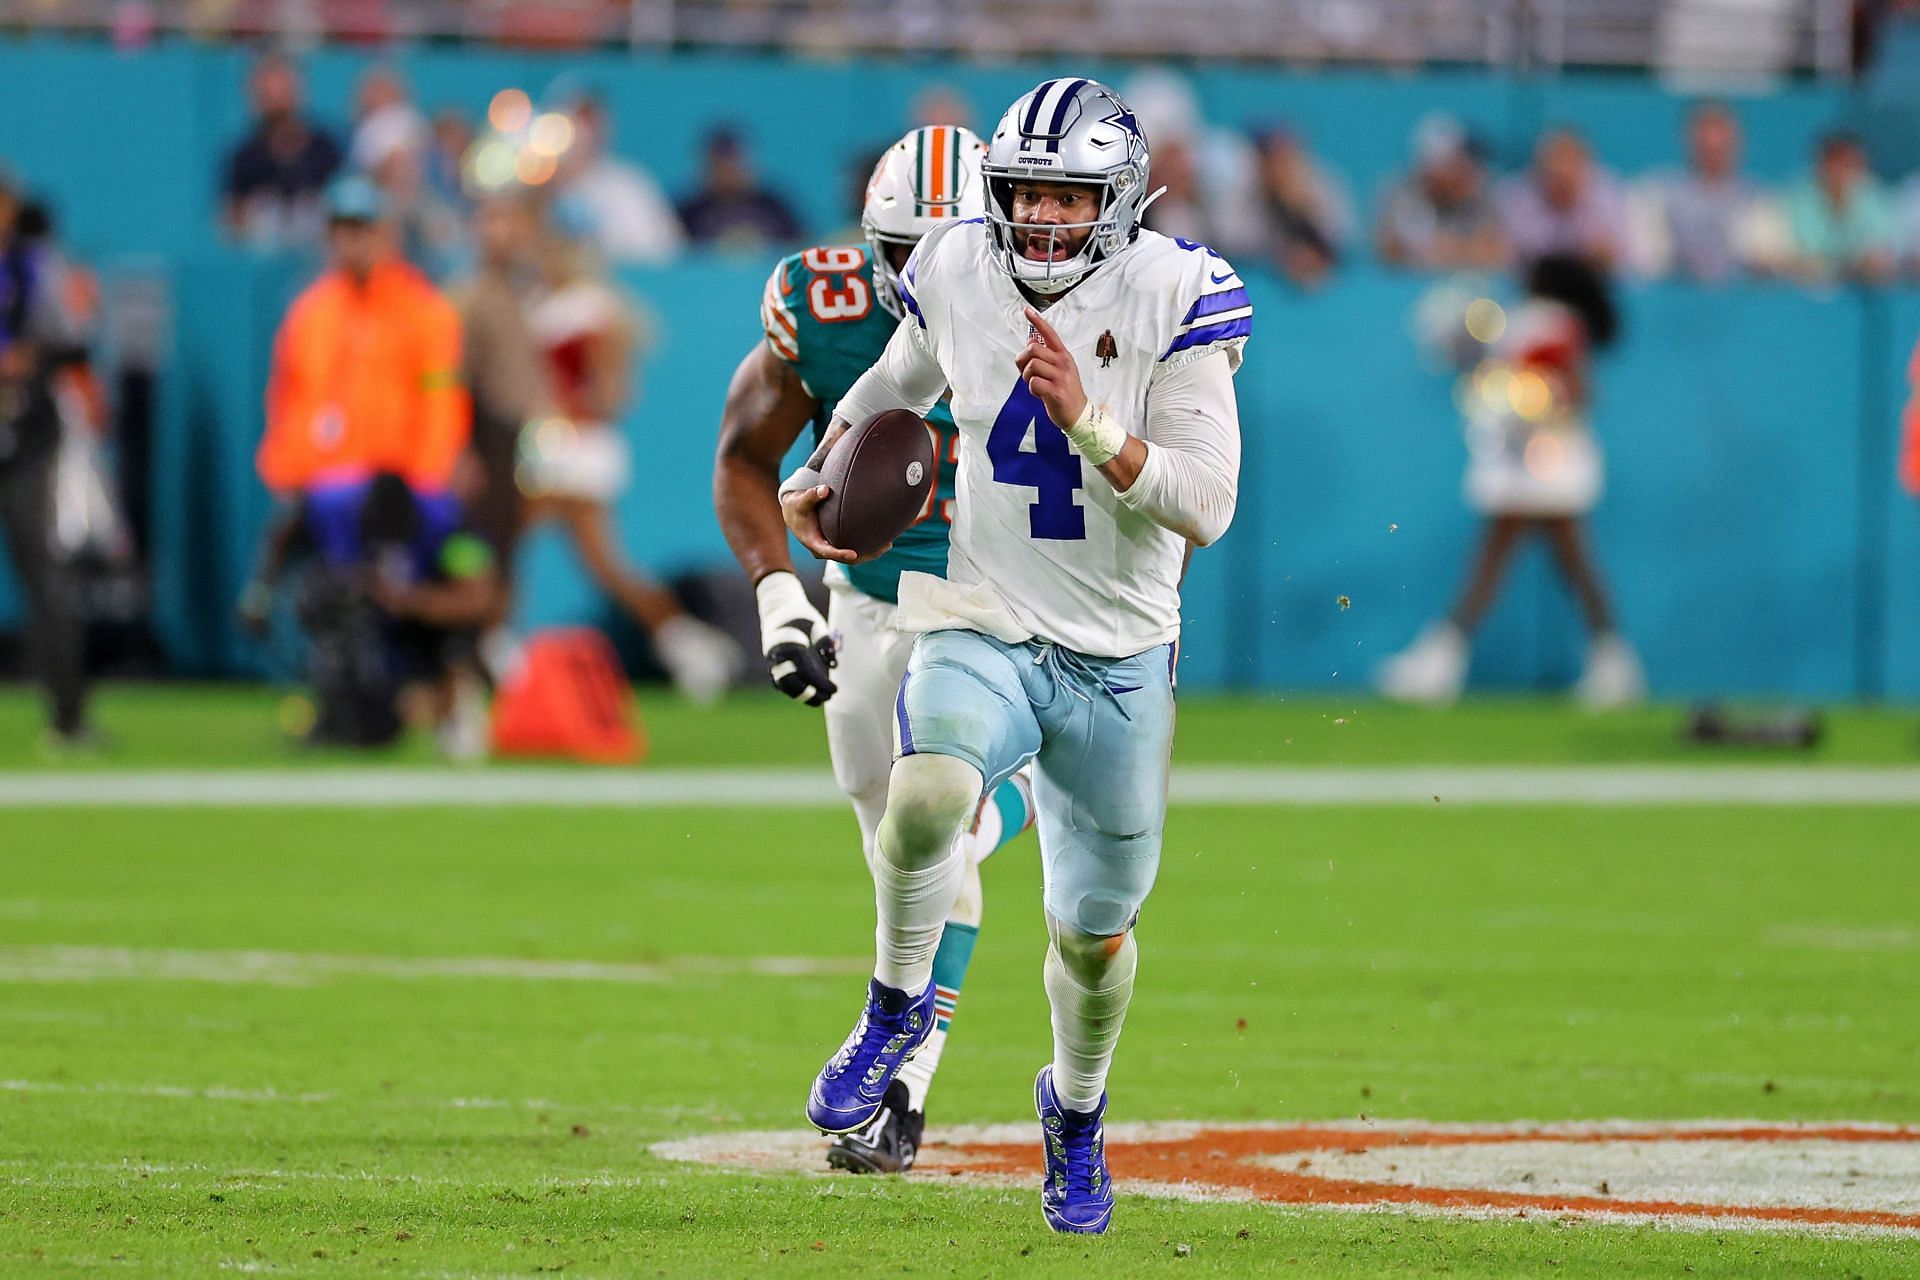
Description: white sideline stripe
xmin=0 ymin=945 xmax=867 ymax=986
xmin=3 ymin=765 xmax=1920 ymax=808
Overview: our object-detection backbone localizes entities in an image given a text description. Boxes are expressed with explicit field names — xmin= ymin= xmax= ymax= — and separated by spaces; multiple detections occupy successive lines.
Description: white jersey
xmin=835 ymin=221 xmax=1249 ymax=657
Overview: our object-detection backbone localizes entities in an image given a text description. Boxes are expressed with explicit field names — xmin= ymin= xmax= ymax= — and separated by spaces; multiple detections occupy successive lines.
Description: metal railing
xmin=0 ymin=0 xmax=1855 ymax=77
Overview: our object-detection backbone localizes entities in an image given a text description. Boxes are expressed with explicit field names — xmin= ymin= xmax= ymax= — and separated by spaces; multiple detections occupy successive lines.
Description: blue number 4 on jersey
xmin=987 ymin=382 xmax=1086 ymax=541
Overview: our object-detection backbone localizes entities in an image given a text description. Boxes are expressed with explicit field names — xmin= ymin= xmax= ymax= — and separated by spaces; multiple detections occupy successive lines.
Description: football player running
xmin=782 ymin=78 xmax=1249 ymax=1234
xmin=714 ymin=126 xmax=1035 ymax=1174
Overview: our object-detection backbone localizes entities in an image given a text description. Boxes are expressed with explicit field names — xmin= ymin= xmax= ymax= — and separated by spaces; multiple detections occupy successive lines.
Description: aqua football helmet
xmin=862 ymin=125 xmax=989 ymax=320
xmin=982 ymin=78 xmax=1156 ymax=296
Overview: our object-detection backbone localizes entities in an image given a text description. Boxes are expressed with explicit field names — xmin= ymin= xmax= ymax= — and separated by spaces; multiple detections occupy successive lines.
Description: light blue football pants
xmin=893 ymin=627 xmax=1177 ymax=937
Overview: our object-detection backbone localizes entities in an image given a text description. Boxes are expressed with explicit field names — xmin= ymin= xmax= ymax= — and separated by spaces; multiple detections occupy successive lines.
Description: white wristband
xmin=1063 ymin=402 xmax=1127 ymax=466
xmin=778 ymin=465 xmax=825 ymax=500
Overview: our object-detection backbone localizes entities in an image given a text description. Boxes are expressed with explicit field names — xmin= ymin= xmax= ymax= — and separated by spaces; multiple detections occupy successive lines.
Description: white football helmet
xmin=982 ymin=77 xmax=1157 ymax=295
xmin=861 ymin=125 xmax=989 ymax=319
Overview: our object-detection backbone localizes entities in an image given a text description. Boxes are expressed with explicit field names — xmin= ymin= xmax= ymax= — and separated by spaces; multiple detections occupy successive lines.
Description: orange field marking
xmin=654 ymin=1120 xmax=1920 ymax=1235
xmin=946 ymin=1124 xmax=1920 ymax=1232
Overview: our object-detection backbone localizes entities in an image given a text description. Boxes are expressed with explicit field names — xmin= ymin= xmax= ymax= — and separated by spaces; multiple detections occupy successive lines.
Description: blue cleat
xmin=806 ymin=978 xmax=937 ymax=1135
xmin=1034 ymin=1065 xmax=1114 ymax=1234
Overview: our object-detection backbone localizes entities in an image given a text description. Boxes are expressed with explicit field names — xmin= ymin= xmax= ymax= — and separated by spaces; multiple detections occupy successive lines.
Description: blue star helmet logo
xmin=1103 ymin=102 xmax=1143 ymax=144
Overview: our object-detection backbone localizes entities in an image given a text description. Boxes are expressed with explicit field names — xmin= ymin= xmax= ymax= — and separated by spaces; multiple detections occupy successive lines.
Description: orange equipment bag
xmin=489 ymin=628 xmax=646 ymax=765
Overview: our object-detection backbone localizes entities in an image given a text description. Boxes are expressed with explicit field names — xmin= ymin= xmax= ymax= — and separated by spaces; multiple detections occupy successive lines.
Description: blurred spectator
xmin=1499 ymin=128 xmax=1631 ymax=271
xmin=14 ymin=199 xmax=128 ymax=569
xmin=424 ymin=107 xmax=475 ymax=215
xmin=1122 ymin=70 xmax=1263 ymax=255
xmin=1638 ymin=103 xmax=1782 ymax=282
xmin=1142 ymin=129 xmax=1216 ymax=245
xmin=676 ymin=127 xmax=803 ymax=252
xmin=1375 ymin=115 xmax=1508 ymax=272
xmin=1901 ymin=174 xmax=1920 ymax=277
xmin=1380 ymin=254 xmax=1643 ymax=710
xmin=349 ymin=66 xmax=424 ymax=173
xmin=0 ymin=171 xmax=94 ymax=748
xmin=515 ymin=204 xmax=738 ymax=701
xmin=220 ymin=53 xmax=343 ymax=248
xmin=255 ymin=176 xmax=469 ymax=499
xmin=554 ymin=95 xmax=686 ymax=265
xmin=1247 ymin=125 xmax=1354 ymax=290
xmin=354 ymin=96 xmax=467 ymax=280
xmin=829 ymin=143 xmax=889 ymax=245
xmin=448 ymin=190 xmax=547 ymax=560
xmin=1785 ymin=133 xmax=1899 ymax=284
xmin=910 ymin=84 xmax=974 ymax=129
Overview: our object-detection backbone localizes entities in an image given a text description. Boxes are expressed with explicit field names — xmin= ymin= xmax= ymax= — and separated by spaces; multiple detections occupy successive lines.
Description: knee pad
xmin=878 ymin=754 xmax=983 ymax=871
xmin=1065 ymin=890 xmax=1139 ymax=940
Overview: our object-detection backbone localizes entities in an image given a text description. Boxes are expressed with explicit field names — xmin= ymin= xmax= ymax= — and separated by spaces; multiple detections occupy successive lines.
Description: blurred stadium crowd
xmin=197 ymin=54 xmax=1920 ymax=287
xmin=0 ymin=0 xmax=1886 ymax=75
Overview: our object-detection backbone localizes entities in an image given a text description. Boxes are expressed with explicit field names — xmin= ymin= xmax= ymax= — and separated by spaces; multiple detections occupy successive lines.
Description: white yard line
xmin=3 ymin=765 xmax=1920 ymax=808
xmin=0 ymin=944 xmax=866 ymax=986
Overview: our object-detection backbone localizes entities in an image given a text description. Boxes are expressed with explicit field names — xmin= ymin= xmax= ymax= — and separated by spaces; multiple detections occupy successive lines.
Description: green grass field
xmin=3 ymin=685 xmax=1918 ymax=1276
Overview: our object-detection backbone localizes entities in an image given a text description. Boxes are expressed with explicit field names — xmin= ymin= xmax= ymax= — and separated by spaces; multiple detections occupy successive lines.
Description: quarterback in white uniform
xmin=781 ymin=77 xmax=1248 ymax=1234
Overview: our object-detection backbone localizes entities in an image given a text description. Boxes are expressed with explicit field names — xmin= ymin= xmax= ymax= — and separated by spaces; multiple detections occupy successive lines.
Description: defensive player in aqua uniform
xmin=714 ymin=126 xmax=1033 ymax=1174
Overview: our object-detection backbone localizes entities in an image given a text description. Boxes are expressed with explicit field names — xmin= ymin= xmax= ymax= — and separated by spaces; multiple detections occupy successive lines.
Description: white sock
xmin=872 ymin=841 xmax=961 ymax=994
xmin=1044 ymin=926 xmax=1137 ymax=1113
xmin=870 ymin=755 xmax=980 ymax=994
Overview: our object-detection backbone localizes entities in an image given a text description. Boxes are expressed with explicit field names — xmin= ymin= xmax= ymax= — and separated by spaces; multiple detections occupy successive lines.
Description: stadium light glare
xmin=515 ymin=151 xmax=558 ymax=186
xmin=489 ymin=88 xmax=533 ymax=134
xmin=528 ymin=113 xmax=576 ymax=158
xmin=1507 ymin=370 xmax=1552 ymax=420
xmin=467 ymin=140 xmax=516 ymax=191
xmin=1463 ymin=298 xmax=1506 ymax=345
xmin=1523 ymin=433 xmax=1566 ymax=479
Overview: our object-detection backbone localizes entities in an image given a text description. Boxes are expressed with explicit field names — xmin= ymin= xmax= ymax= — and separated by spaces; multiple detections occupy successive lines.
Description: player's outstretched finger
xmin=1024 ymin=305 xmax=1064 ymax=350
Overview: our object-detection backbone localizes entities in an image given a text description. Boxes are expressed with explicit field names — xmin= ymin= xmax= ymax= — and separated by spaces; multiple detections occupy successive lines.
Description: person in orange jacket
xmin=243 ymin=178 xmax=483 ymax=753
xmin=257 ymin=175 xmax=469 ymax=497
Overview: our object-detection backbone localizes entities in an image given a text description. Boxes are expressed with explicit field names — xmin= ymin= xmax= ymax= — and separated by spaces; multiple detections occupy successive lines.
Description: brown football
xmin=816 ymin=409 xmax=936 ymax=558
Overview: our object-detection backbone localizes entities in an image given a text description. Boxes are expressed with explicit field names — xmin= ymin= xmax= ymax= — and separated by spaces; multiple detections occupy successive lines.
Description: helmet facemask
xmin=984 ymin=171 xmax=1141 ymax=296
xmin=862 ymin=219 xmax=918 ymax=320
xmin=981 ymin=79 xmax=1157 ymax=296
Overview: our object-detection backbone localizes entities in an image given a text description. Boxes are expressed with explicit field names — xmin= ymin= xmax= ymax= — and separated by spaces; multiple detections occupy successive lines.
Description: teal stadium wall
xmin=0 ymin=39 xmax=1915 ymax=698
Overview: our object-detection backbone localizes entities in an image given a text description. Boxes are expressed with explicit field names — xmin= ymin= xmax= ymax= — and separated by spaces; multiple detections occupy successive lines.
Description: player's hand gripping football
xmin=1015 ymin=306 xmax=1089 ymax=431
xmin=779 ymin=421 xmax=862 ymax=565
xmin=754 ymin=570 xmax=838 ymax=705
